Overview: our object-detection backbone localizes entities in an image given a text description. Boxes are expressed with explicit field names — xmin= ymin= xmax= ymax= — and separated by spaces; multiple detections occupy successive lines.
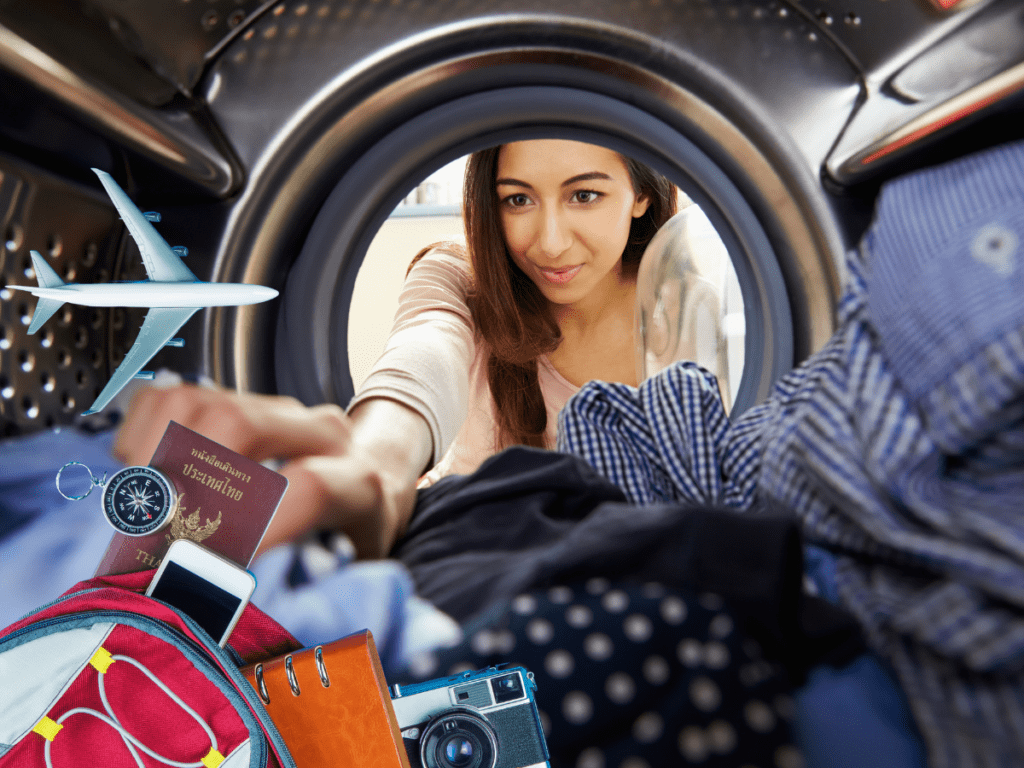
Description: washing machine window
xmin=270 ymin=87 xmax=798 ymax=417
xmin=4 ymin=2 xmax=1019 ymax=438
xmin=347 ymin=155 xmax=746 ymax=411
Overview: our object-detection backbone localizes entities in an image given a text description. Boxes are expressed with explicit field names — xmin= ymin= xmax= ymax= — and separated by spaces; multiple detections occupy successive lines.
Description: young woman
xmin=113 ymin=139 xmax=676 ymax=557
xmin=349 ymin=139 xmax=676 ymax=484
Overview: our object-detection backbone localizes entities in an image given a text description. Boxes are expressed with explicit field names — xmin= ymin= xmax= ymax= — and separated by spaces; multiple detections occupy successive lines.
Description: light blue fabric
xmin=0 ymin=428 xmax=122 ymax=622
xmin=249 ymin=533 xmax=460 ymax=672
xmin=867 ymin=140 xmax=1024 ymax=417
xmin=0 ymin=427 xmax=460 ymax=674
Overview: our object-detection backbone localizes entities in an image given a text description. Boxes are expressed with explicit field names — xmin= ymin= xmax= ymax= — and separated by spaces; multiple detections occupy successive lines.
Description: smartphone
xmin=146 ymin=539 xmax=257 ymax=647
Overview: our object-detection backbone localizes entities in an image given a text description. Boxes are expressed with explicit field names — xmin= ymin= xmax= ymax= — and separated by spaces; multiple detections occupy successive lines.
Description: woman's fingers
xmin=113 ymin=384 xmax=198 ymax=464
xmin=113 ymin=383 xmax=351 ymax=466
xmin=114 ymin=385 xmax=429 ymax=560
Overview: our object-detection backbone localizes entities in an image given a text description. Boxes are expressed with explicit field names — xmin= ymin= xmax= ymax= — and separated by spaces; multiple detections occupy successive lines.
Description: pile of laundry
xmin=559 ymin=139 xmax=1024 ymax=768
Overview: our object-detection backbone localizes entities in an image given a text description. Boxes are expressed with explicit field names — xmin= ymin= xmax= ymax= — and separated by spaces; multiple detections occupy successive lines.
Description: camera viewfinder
xmin=491 ymin=673 xmax=525 ymax=704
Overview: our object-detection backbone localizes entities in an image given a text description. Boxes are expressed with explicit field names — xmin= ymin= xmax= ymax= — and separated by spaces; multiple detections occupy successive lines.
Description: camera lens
xmin=442 ymin=735 xmax=475 ymax=766
xmin=420 ymin=709 xmax=498 ymax=768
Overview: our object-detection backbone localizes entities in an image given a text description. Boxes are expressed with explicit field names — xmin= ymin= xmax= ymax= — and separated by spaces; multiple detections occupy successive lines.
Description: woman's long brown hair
xmin=464 ymin=144 xmax=678 ymax=449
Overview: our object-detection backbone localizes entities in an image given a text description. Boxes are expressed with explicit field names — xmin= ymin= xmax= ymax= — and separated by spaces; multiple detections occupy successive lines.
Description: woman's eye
xmin=572 ymin=190 xmax=601 ymax=204
xmin=502 ymin=193 xmax=531 ymax=207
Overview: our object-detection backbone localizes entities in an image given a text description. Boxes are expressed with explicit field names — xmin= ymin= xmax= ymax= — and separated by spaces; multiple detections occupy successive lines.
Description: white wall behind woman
xmin=347 ymin=214 xmax=464 ymax=393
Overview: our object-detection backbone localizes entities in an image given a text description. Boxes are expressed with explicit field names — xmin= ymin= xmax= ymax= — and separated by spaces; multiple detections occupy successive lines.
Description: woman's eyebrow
xmin=495 ymin=177 xmax=532 ymax=189
xmin=561 ymin=171 xmax=612 ymax=186
xmin=495 ymin=171 xmax=613 ymax=189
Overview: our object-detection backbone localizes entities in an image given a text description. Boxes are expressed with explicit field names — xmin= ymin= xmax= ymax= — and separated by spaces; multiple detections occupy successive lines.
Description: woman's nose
xmin=538 ymin=208 xmax=573 ymax=258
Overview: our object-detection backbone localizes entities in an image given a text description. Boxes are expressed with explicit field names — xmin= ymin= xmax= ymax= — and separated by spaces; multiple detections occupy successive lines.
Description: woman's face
xmin=495 ymin=140 xmax=650 ymax=310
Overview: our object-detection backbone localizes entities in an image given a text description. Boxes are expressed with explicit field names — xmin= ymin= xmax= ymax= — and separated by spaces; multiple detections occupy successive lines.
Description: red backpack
xmin=0 ymin=570 xmax=301 ymax=768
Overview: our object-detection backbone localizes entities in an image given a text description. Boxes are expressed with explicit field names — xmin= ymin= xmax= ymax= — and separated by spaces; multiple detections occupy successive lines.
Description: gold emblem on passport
xmin=165 ymin=494 xmax=222 ymax=545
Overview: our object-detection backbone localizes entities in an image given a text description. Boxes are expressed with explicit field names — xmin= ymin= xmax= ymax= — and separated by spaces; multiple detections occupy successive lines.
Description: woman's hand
xmin=113 ymin=383 xmax=350 ymax=466
xmin=113 ymin=383 xmax=432 ymax=559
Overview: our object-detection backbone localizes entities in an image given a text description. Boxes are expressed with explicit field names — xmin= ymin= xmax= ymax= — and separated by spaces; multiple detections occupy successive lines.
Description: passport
xmin=94 ymin=420 xmax=288 ymax=576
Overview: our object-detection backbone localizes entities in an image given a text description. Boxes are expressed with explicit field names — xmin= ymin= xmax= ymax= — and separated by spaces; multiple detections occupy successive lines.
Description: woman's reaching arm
xmin=267 ymin=395 xmax=432 ymax=558
xmin=113 ymin=382 xmax=432 ymax=559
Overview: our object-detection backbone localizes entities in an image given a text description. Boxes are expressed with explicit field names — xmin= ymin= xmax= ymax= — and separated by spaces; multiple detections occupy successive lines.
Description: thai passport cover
xmin=240 ymin=630 xmax=411 ymax=768
xmin=94 ymin=420 xmax=288 ymax=575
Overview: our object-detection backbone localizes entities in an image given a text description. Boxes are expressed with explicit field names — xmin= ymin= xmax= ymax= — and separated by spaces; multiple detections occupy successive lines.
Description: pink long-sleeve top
xmin=347 ymin=246 xmax=579 ymax=485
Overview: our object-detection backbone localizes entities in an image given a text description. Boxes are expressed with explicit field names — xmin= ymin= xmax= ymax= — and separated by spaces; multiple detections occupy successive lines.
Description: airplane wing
xmin=83 ymin=306 xmax=200 ymax=415
xmin=92 ymin=168 xmax=199 ymax=284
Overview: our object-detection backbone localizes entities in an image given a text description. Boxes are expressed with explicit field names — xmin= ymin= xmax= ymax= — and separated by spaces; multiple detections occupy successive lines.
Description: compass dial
xmin=102 ymin=466 xmax=177 ymax=536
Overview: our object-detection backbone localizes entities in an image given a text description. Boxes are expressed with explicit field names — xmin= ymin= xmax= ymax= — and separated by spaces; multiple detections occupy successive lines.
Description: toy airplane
xmin=7 ymin=168 xmax=278 ymax=415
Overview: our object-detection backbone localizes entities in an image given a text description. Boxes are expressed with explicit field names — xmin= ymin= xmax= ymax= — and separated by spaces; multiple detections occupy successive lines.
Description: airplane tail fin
xmin=29 ymin=250 xmax=65 ymax=289
xmin=26 ymin=250 xmax=66 ymax=334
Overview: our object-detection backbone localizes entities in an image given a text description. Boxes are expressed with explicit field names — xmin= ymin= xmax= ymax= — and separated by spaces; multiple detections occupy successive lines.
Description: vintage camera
xmin=390 ymin=666 xmax=550 ymax=768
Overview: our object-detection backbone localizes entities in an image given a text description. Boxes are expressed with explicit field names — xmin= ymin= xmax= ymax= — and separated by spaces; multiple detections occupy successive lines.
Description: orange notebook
xmin=240 ymin=630 xmax=411 ymax=768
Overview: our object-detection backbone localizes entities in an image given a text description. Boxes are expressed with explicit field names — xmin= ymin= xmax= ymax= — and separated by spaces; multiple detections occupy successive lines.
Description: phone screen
xmin=150 ymin=560 xmax=242 ymax=642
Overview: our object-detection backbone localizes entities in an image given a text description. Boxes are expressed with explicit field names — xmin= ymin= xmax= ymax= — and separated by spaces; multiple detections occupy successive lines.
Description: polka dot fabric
xmin=401 ymin=582 xmax=801 ymax=768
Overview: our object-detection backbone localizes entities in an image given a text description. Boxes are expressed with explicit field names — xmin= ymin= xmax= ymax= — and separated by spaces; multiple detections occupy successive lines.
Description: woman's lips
xmin=538 ymin=264 xmax=583 ymax=285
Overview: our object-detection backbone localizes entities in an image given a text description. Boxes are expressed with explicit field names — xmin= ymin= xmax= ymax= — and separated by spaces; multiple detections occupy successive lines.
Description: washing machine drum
xmin=206 ymin=3 xmax=858 ymax=417
xmin=1 ymin=1 xmax=861 ymax=434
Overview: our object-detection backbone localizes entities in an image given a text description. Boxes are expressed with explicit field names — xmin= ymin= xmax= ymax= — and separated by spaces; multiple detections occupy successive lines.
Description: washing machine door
xmin=1 ymin=0 xmax=1020 ymax=433
xmin=202 ymin=1 xmax=857 ymax=418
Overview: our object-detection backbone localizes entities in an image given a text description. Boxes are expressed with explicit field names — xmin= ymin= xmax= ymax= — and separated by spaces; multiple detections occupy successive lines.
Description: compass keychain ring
xmin=55 ymin=461 xmax=106 ymax=502
xmin=58 ymin=461 xmax=179 ymax=537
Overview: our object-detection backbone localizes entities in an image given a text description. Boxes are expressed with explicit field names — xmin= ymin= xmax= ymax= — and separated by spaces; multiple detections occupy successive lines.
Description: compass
xmin=101 ymin=466 xmax=178 ymax=537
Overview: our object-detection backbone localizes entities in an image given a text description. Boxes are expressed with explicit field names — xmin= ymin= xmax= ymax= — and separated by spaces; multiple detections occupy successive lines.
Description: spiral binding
xmin=252 ymin=645 xmax=332 ymax=706
xmin=254 ymin=665 xmax=271 ymax=706
xmin=315 ymin=646 xmax=331 ymax=688
xmin=285 ymin=657 xmax=300 ymax=696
